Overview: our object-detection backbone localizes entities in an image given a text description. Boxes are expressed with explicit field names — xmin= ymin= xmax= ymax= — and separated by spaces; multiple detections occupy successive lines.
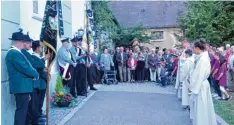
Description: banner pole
xmin=46 ymin=49 xmax=51 ymax=125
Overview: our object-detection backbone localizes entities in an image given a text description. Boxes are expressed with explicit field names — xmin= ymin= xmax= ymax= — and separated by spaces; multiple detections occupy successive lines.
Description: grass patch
xmin=213 ymin=93 xmax=234 ymax=125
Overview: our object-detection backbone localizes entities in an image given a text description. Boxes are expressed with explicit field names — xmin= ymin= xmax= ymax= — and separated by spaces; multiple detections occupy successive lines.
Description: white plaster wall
xmin=1 ymin=0 xmax=74 ymax=124
xmin=1 ymin=1 xmax=20 ymax=125
xmin=71 ymin=0 xmax=86 ymax=35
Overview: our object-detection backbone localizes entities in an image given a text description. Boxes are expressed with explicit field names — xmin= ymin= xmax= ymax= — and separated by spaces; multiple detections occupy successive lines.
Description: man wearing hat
xmin=70 ymin=36 xmax=97 ymax=97
xmin=21 ymin=33 xmax=49 ymax=124
xmin=6 ymin=29 xmax=39 ymax=125
xmin=69 ymin=36 xmax=80 ymax=98
xmin=74 ymin=37 xmax=88 ymax=96
xmin=57 ymin=37 xmax=77 ymax=91
xmin=31 ymin=40 xmax=50 ymax=123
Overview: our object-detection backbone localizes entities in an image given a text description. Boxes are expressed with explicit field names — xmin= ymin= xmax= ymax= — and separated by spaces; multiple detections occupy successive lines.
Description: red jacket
xmin=128 ymin=58 xmax=137 ymax=70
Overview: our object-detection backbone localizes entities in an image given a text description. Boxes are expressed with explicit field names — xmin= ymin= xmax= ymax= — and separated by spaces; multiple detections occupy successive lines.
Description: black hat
xmin=9 ymin=28 xmax=25 ymax=41
xmin=71 ymin=36 xmax=78 ymax=42
xmin=77 ymin=37 xmax=83 ymax=42
xmin=61 ymin=37 xmax=70 ymax=43
xmin=32 ymin=40 xmax=40 ymax=51
xmin=23 ymin=32 xmax=33 ymax=42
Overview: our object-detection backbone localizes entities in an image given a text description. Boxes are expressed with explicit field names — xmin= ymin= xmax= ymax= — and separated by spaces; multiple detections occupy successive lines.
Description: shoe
xmin=40 ymin=113 xmax=46 ymax=118
xmin=90 ymin=87 xmax=97 ymax=91
xmin=38 ymin=118 xmax=46 ymax=123
xmin=212 ymin=94 xmax=218 ymax=97
xmin=37 ymin=121 xmax=45 ymax=125
xmin=226 ymin=96 xmax=232 ymax=101
xmin=78 ymin=93 xmax=87 ymax=96
xmin=73 ymin=94 xmax=78 ymax=98
xmin=215 ymin=96 xmax=222 ymax=100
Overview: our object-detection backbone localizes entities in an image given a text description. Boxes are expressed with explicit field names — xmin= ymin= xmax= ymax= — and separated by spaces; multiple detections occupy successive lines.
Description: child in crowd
xmin=159 ymin=59 xmax=167 ymax=87
xmin=217 ymin=56 xmax=232 ymax=101
xmin=128 ymin=53 xmax=137 ymax=82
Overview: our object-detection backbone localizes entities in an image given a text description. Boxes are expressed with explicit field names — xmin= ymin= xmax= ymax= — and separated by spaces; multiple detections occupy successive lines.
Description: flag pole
xmin=46 ymin=50 xmax=50 ymax=125
xmin=84 ymin=2 xmax=88 ymax=97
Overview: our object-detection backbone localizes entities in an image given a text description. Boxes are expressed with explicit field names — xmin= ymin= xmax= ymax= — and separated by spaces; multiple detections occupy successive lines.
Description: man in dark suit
xmin=113 ymin=47 xmax=120 ymax=81
xmin=21 ymin=33 xmax=49 ymax=125
xmin=31 ymin=40 xmax=50 ymax=123
xmin=116 ymin=47 xmax=128 ymax=82
xmin=71 ymin=37 xmax=87 ymax=96
xmin=163 ymin=49 xmax=172 ymax=65
xmin=6 ymin=29 xmax=39 ymax=125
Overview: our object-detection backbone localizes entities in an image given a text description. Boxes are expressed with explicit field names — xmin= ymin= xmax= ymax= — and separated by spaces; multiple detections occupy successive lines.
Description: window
xmin=151 ymin=31 xmax=164 ymax=40
xmin=33 ymin=0 xmax=39 ymax=14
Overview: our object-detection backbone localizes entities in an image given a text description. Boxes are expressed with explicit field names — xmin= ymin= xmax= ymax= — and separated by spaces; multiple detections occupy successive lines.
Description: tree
xmin=178 ymin=1 xmax=234 ymax=46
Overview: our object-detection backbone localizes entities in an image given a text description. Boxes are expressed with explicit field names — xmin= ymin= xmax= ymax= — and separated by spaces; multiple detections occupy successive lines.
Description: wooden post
xmin=46 ymin=49 xmax=51 ymax=125
xmin=85 ymin=2 xmax=89 ymax=97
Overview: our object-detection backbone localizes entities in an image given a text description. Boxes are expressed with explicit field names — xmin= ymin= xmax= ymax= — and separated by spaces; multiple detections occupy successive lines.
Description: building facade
xmin=1 ymin=0 xmax=86 ymax=124
xmin=110 ymin=1 xmax=187 ymax=49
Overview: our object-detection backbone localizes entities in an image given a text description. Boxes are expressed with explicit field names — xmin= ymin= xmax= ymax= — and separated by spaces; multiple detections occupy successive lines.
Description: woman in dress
xmin=189 ymin=39 xmax=217 ymax=125
xmin=217 ymin=56 xmax=232 ymax=101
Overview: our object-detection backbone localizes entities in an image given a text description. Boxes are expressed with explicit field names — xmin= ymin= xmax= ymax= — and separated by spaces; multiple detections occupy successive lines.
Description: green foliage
xmin=92 ymin=1 xmax=120 ymax=39
xmin=55 ymin=76 xmax=63 ymax=93
xmin=52 ymin=76 xmax=77 ymax=107
xmin=178 ymin=1 xmax=234 ymax=46
xmin=112 ymin=25 xmax=152 ymax=47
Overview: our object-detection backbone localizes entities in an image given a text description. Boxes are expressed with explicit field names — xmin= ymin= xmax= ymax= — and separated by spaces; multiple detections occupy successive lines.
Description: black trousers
xmin=87 ymin=66 xmax=94 ymax=88
xmin=115 ymin=63 xmax=120 ymax=81
xmin=70 ymin=66 xmax=77 ymax=96
xmin=144 ymin=68 xmax=150 ymax=81
xmin=161 ymin=77 xmax=166 ymax=86
xmin=26 ymin=89 xmax=39 ymax=125
xmin=215 ymin=80 xmax=222 ymax=97
xmin=14 ymin=93 xmax=30 ymax=125
xmin=136 ymin=61 xmax=145 ymax=81
xmin=76 ymin=64 xmax=87 ymax=95
xmin=130 ymin=70 xmax=136 ymax=81
xmin=62 ymin=79 xmax=72 ymax=93
xmin=38 ymin=89 xmax=46 ymax=115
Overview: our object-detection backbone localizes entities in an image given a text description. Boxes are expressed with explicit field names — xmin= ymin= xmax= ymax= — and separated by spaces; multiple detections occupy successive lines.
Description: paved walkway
xmin=64 ymin=82 xmax=191 ymax=125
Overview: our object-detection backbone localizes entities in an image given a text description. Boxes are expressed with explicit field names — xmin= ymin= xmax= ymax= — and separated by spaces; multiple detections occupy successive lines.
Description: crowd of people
xmin=91 ymin=39 xmax=234 ymax=125
xmin=6 ymin=28 xmax=234 ymax=125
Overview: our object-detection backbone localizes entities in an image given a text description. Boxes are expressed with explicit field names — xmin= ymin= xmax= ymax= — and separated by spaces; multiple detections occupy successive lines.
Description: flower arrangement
xmin=51 ymin=76 xmax=77 ymax=107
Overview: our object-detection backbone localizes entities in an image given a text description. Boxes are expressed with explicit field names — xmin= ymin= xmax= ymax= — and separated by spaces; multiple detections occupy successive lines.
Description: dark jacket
xmin=21 ymin=49 xmax=42 ymax=89
xmin=6 ymin=49 xmax=39 ymax=94
xmin=116 ymin=52 xmax=128 ymax=66
xmin=31 ymin=54 xmax=47 ymax=90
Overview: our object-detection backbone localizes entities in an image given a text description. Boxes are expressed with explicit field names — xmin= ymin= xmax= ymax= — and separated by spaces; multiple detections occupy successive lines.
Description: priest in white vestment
xmin=175 ymin=40 xmax=189 ymax=99
xmin=189 ymin=40 xmax=217 ymax=125
xmin=179 ymin=49 xmax=195 ymax=109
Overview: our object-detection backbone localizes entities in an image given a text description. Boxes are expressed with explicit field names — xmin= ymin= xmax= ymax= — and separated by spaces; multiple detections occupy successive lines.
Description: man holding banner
xmin=57 ymin=38 xmax=77 ymax=90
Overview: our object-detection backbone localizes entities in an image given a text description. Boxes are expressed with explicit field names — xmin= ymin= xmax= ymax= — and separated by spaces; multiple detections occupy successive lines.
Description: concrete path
xmin=64 ymin=82 xmax=191 ymax=125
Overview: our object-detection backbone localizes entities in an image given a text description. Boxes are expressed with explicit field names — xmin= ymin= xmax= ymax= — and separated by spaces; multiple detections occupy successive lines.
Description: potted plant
xmin=51 ymin=76 xmax=77 ymax=107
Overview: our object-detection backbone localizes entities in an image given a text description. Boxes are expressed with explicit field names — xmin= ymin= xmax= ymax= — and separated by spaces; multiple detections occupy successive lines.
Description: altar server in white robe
xmin=175 ymin=40 xmax=189 ymax=99
xmin=179 ymin=49 xmax=195 ymax=110
xmin=189 ymin=39 xmax=217 ymax=125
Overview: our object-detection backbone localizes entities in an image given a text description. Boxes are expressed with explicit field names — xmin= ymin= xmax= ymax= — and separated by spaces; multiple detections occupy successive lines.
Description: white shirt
xmin=32 ymin=52 xmax=42 ymax=59
xmin=10 ymin=46 xmax=21 ymax=53
xmin=228 ymin=54 xmax=234 ymax=69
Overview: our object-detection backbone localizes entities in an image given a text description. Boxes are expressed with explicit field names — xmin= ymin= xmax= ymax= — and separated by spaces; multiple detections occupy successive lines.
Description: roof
xmin=109 ymin=1 xmax=187 ymax=29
